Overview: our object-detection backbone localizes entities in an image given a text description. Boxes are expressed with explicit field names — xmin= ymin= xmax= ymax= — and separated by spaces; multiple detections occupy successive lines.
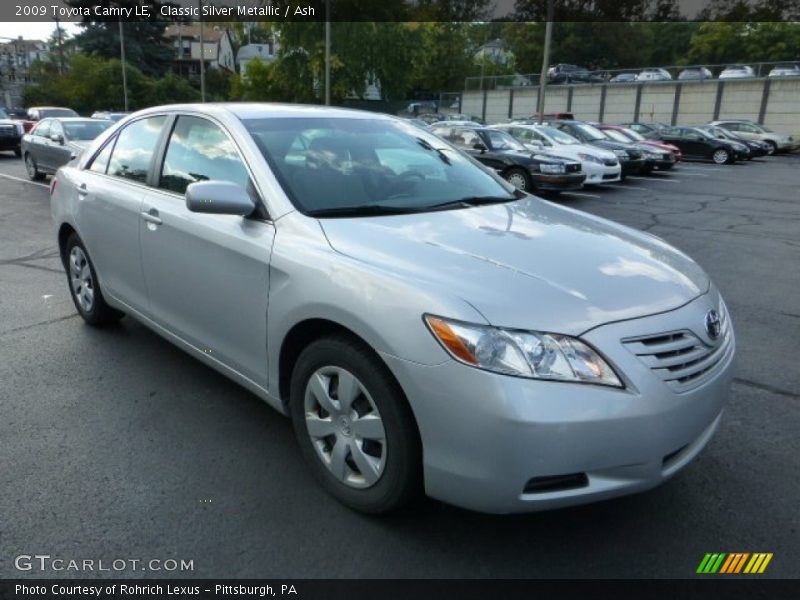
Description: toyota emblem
xmin=705 ymin=309 xmax=721 ymax=340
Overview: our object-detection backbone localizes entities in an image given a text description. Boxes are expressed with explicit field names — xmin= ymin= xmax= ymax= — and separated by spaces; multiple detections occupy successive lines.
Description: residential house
xmin=236 ymin=42 xmax=278 ymax=79
xmin=163 ymin=24 xmax=235 ymax=79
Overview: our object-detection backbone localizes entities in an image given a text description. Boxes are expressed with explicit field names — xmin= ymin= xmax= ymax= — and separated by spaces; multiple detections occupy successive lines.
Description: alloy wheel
xmin=25 ymin=155 xmax=37 ymax=179
xmin=506 ymin=172 xmax=528 ymax=190
xmin=304 ymin=366 xmax=387 ymax=489
xmin=712 ymin=149 xmax=729 ymax=164
xmin=69 ymin=246 xmax=94 ymax=312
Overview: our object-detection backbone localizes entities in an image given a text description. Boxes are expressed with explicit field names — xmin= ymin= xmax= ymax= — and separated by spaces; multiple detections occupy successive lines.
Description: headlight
xmin=539 ymin=163 xmax=565 ymax=174
xmin=643 ymin=150 xmax=660 ymax=159
xmin=16 ymin=123 xmax=24 ymax=135
xmin=613 ymin=149 xmax=629 ymax=159
xmin=425 ymin=315 xmax=623 ymax=387
xmin=577 ymin=152 xmax=604 ymax=164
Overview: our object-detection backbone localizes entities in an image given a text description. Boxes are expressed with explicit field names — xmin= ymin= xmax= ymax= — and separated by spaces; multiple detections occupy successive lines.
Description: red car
xmin=599 ymin=123 xmax=682 ymax=162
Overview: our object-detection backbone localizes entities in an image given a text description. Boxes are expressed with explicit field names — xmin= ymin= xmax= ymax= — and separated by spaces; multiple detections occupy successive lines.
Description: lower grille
xmin=523 ymin=473 xmax=588 ymax=494
xmin=622 ymin=303 xmax=733 ymax=393
xmin=566 ymin=162 xmax=581 ymax=173
xmin=603 ymin=159 xmax=618 ymax=167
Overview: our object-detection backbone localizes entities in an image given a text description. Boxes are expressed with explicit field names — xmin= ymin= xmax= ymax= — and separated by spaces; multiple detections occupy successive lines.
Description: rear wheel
xmin=504 ymin=167 xmax=532 ymax=192
xmin=64 ymin=233 xmax=124 ymax=327
xmin=290 ymin=335 xmax=421 ymax=514
xmin=14 ymin=147 xmax=21 ymax=158
xmin=712 ymin=149 xmax=731 ymax=165
xmin=25 ymin=153 xmax=45 ymax=181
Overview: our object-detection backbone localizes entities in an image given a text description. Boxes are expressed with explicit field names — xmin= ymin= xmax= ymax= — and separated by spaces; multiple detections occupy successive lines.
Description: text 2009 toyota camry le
xmin=51 ymin=104 xmax=735 ymax=514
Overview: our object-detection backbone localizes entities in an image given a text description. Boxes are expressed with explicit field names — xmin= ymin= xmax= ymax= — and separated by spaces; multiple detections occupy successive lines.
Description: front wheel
xmin=25 ymin=153 xmax=45 ymax=181
xmin=14 ymin=147 xmax=22 ymax=158
xmin=504 ymin=167 xmax=532 ymax=192
xmin=712 ymin=149 xmax=731 ymax=165
xmin=764 ymin=140 xmax=777 ymax=155
xmin=290 ymin=335 xmax=421 ymax=514
xmin=64 ymin=233 xmax=124 ymax=327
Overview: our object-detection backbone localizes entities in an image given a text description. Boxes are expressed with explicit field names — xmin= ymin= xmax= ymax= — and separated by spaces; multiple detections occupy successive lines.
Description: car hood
xmin=588 ymin=139 xmax=630 ymax=152
xmin=320 ymin=197 xmax=709 ymax=335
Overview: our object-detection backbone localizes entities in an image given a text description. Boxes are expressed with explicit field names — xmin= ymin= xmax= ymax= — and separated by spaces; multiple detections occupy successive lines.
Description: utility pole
xmin=53 ymin=17 xmax=65 ymax=75
xmin=199 ymin=0 xmax=206 ymax=102
xmin=119 ymin=19 xmax=129 ymax=111
xmin=324 ymin=0 xmax=331 ymax=105
xmin=536 ymin=0 xmax=554 ymax=122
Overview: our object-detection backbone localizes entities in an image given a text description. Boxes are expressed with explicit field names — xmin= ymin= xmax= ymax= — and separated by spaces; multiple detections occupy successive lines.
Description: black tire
xmin=503 ymin=167 xmax=533 ymax=192
xmin=290 ymin=335 xmax=421 ymax=514
xmin=64 ymin=233 xmax=124 ymax=327
xmin=24 ymin=153 xmax=45 ymax=181
xmin=764 ymin=140 xmax=777 ymax=155
xmin=14 ymin=147 xmax=22 ymax=158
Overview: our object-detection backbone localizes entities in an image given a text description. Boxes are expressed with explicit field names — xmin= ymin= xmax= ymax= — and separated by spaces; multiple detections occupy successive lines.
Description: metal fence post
xmin=598 ymin=85 xmax=607 ymax=122
xmin=481 ymin=88 xmax=488 ymax=123
xmin=758 ymin=79 xmax=771 ymax=125
xmin=508 ymin=88 xmax=515 ymax=119
xmin=713 ymin=81 xmax=725 ymax=121
xmin=567 ymin=86 xmax=574 ymax=113
xmin=671 ymin=83 xmax=682 ymax=126
xmin=633 ymin=85 xmax=643 ymax=122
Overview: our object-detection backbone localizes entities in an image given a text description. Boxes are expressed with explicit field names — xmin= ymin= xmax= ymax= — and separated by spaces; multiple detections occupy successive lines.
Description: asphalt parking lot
xmin=1 ymin=153 xmax=798 ymax=579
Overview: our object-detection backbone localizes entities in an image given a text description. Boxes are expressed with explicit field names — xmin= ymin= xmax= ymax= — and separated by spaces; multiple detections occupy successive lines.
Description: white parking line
xmin=674 ymin=172 xmax=708 ymax=177
xmin=627 ymin=176 xmax=682 ymax=183
xmin=604 ymin=184 xmax=649 ymax=190
xmin=0 ymin=173 xmax=49 ymax=189
xmin=563 ymin=191 xmax=602 ymax=199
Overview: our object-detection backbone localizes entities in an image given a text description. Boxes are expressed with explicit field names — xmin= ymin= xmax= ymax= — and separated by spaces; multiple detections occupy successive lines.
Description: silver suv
xmin=51 ymin=104 xmax=735 ymax=514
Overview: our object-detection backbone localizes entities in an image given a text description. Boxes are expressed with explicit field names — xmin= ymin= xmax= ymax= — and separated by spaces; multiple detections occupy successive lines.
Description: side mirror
xmin=50 ymin=133 xmax=64 ymax=145
xmin=473 ymin=142 xmax=488 ymax=152
xmin=185 ymin=181 xmax=255 ymax=217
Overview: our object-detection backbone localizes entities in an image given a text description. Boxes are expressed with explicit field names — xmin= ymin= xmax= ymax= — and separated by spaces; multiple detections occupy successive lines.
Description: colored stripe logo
xmin=697 ymin=552 xmax=773 ymax=574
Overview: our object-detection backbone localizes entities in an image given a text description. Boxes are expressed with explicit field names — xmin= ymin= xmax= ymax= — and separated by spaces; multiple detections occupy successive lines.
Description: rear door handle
xmin=141 ymin=209 xmax=162 ymax=226
xmin=77 ymin=183 xmax=88 ymax=197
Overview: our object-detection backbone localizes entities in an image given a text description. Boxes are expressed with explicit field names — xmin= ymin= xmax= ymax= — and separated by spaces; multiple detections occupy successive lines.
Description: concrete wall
xmin=461 ymin=77 xmax=800 ymax=137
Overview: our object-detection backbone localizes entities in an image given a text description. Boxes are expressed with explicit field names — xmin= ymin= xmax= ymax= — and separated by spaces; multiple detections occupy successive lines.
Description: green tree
xmin=64 ymin=0 xmax=176 ymax=77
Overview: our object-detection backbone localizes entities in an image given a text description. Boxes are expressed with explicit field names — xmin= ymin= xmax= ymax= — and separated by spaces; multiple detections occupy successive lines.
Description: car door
xmin=74 ymin=115 xmax=168 ymax=313
xmin=139 ymin=114 xmax=275 ymax=386
xmin=682 ymin=130 xmax=709 ymax=157
xmin=29 ymin=119 xmax=51 ymax=169
xmin=48 ymin=120 xmax=72 ymax=170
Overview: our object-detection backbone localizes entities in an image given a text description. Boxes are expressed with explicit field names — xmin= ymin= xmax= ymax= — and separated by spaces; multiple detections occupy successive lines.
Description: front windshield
xmin=486 ymin=130 xmax=527 ymax=152
xmin=243 ymin=117 xmax=518 ymax=217
xmin=603 ymin=129 xmax=632 ymax=143
xmin=575 ymin=123 xmax=607 ymax=141
xmin=539 ymin=126 xmax=578 ymax=145
xmin=621 ymin=127 xmax=644 ymax=141
xmin=64 ymin=120 xmax=112 ymax=141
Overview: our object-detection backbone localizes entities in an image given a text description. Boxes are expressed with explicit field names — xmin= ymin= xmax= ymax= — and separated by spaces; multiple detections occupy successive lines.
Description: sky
xmin=0 ymin=22 xmax=80 ymax=43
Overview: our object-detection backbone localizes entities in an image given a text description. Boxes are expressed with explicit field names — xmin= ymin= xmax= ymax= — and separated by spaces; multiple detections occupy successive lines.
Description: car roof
xmin=47 ymin=117 xmax=108 ymax=123
xmin=132 ymin=102 xmax=396 ymax=122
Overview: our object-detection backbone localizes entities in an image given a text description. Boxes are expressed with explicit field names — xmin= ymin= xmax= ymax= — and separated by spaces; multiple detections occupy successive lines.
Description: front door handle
xmin=141 ymin=209 xmax=162 ymax=226
xmin=77 ymin=183 xmax=88 ymax=197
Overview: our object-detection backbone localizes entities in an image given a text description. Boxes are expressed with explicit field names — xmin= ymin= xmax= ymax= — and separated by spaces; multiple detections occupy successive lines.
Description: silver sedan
xmin=51 ymin=104 xmax=735 ymax=514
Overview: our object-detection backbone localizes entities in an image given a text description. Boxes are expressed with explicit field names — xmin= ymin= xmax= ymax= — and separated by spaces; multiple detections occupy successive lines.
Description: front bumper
xmin=620 ymin=157 xmax=647 ymax=174
xmin=531 ymin=171 xmax=586 ymax=192
xmin=383 ymin=291 xmax=735 ymax=514
xmin=583 ymin=161 xmax=621 ymax=184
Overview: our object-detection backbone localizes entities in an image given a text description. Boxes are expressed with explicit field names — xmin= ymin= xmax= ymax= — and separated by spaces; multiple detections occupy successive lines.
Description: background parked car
xmin=494 ymin=122 xmax=622 ymax=185
xmin=678 ymin=67 xmax=713 ymax=80
xmin=637 ymin=68 xmax=672 ymax=81
xmin=547 ymin=120 xmax=647 ymax=177
xmin=709 ymin=119 xmax=797 ymax=154
xmin=597 ymin=124 xmax=680 ymax=168
xmin=21 ymin=106 xmax=80 ymax=135
xmin=91 ymin=111 xmax=131 ymax=122
xmin=22 ymin=117 xmax=112 ymax=180
xmin=699 ymin=125 xmax=769 ymax=158
xmin=622 ymin=122 xmax=671 ymax=140
xmin=0 ymin=108 xmax=24 ymax=157
xmin=718 ymin=65 xmax=755 ymax=79
xmin=659 ymin=126 xmax=744 ymax=164
xmin=547 ymin=64 xmax=603 ymax=84
xmin=609 ymin=73 xmax=638 ymax=83
xmin=430 ymin=125 xmax=585 ymax=193
xmin=767 ymin=64 xmax=800 ymax=78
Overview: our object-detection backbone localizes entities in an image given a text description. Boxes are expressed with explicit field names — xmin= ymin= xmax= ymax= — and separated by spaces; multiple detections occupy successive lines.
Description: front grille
xmin=662 ymin=153 xmax=674 ymax=161
xmin=602 ymin=173 xmax=617 ymax=179
xmin=603 ymin=159 xmax=618 ymax=167
xmin=0 ymin=125 xmax=16 ymax=137
xmin=628 ymin=149 xmax=643 ymax=159
xmin=566 ymin=162 xmax=581 ymax=173
xmin=622 ymin=303 xmax=733 ymax=393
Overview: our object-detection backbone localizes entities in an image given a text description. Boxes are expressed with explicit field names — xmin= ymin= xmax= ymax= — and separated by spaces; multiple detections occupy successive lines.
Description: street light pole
xmin=536 ymin=0 xmax=554 ymax=122
xmin=54 ymin=17 xmax=65 ymax=75
xmin=324 ymin=0 xmax=331 ymax=105
xmin=119 ymin=19 xmax=129 ymax=111
xmin=199 ymin=0 xmax=206 ymax=102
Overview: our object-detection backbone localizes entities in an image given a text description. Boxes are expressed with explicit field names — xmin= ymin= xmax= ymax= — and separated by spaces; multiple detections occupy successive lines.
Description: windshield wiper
xmin=426 ymin=195 xmax=518 ymax=211
xmin=306 ymin=204 xmax=426 ymax=218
